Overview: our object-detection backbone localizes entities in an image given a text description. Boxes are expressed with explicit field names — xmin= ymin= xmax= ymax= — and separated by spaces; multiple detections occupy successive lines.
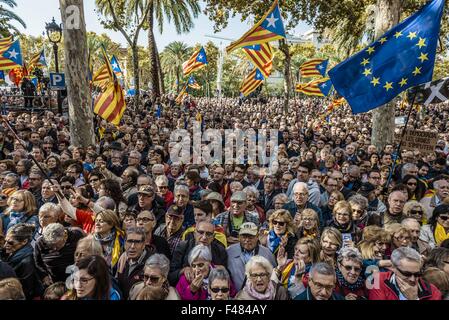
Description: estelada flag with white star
xmin=300 ymin=59 xmax=328 ymax=78
xmin=226 ymin=0 xmax=286 ymax=54
xmin=0 ymin=38 xmax=23 ymax=70
xmin=240 ymin=62 xmax=272 ymax=96
xmin=182 ymin=47 xmax=208 ymax=77
xmin=295 ymin=77 xmax=333 ymax=97
xmin=328 ymin=0 xmax=445 ymax=114
xmin=110 ymin=55 xmax=123 ymax=78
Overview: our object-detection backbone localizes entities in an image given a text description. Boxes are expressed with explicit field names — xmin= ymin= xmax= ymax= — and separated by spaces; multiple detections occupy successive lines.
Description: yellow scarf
xmin=111 ymin=230 xmax=124 ymax=267
xmin=280 ymin=261 xmax=295 ymax=288
xmin=434 ymin=223 xmax=449 ymax=246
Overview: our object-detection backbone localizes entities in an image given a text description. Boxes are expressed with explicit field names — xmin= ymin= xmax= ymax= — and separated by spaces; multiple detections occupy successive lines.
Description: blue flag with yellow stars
xmin=328 ymin=0 xmax=445 ymax=114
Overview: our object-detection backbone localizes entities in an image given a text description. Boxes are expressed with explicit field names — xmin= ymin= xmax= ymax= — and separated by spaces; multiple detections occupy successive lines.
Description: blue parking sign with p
xmin=50 ymin=73 xmax=66 ymax=90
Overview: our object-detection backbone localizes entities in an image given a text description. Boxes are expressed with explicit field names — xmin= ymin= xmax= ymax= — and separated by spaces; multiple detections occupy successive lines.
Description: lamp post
xmin=45 ymin=17 xmax=63 ymax=115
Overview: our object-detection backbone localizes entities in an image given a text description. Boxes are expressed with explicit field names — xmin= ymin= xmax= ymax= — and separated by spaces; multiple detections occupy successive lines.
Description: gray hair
xmin=337 ymin=247 xmax=363 ymax=266
xmin=309 ymin=262 xmax=336 ymax=280
xmin=39 ymin=203 xmax=61 ymax=216
xmin=42 ymin=223 xmax=66 ymax=245
xmin=401 ymin=218 xmax=421 ymax=228
xmin=292 ymin=182 xmax=308 ymax=193
xmin=273 ymin=193 xmax=288 ymax=203
xmin=96 ymin=196 xmax=116 ymax=210
xmin=155 ymin=175 xmax=169 ymax=186
xmin=391 ymin=247 xmax=422 ymax=268
xmin=243 ymin=186 xmax=259 ymax=199
xmin=145 ymin=254 xmax=170 ymax=278
xmin=208 ymin=267 xmax=230 ymax=287
xmin=229 ymin=181 xmax=243 ymax=190
xmin=76 ymin=235 xmax=103 ymax=256
xmin=245 ymin=255 xmax=273 ymax=277
xmin=174 ymin=184 xmax=189 ymax=196
xmin=125 ymin=226 xmax=146 ymax=241
xmin=5 ymin=173 xmax=19 ymax=186
xmin=348 ymin=194 xmax=369 ymax=210
xmin=401 ymin=163 xmax=418 ymax=179
xmin=188 ymin=244 xmax=212 ymax=265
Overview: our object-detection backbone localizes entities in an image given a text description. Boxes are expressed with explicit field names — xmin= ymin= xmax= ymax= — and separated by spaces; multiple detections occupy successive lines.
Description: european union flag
xmin=328 ymin=0 xmax=445 ymax=114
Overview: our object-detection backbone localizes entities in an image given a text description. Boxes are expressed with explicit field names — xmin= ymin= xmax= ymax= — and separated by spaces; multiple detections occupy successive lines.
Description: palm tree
xmin=130 ymin=0 xmax=200 ymax=99
xmin=160 ymin=41 xmax=191 ymax=92
xmin=0 ymin=0 xmax=26 ymax=36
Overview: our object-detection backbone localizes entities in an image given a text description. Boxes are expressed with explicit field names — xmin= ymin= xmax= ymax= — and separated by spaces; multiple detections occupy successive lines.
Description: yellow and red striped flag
xmin=226 ymin=0 xmax=286 ymax=54
xmin=28 ymin=49 xmax=47 ymax=72
xmin=94 ymin=80 xmax=126 ymax=126
xmin=299 ymin=59 xmax=328 ymax=78
xmin=242 ymin=43 xmax=273 ymax=78
xmin=92 ymin=64 xmax=110 ymax=89
xmin=295 ymin=77 xmax=332 ymax=97
xmin=240 ymin=62 xmax=272 ymax=96
xmin=0 ymin=38 xmax=23 ymax=70
xmin=182 ymin=47 xmax=207 ymax=77
xmin=175 ymin=84 xmax=189 ymax=105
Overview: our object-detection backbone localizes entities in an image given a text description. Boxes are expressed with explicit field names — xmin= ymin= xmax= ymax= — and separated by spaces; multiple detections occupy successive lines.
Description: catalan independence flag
xmin=93 ymin=46 xmax=126 ymax=126
xmin=0 ymin=39 xmax=23 ymax=70
xmin=176 ymin=84 xmax=189 ymax=105
xmin=296 ymin=77 xmax=333 ymax=97
xmin=226 ymin=0 xmax=286 ymax=54
xmin=240 ymin=64 xmax=272 ymax=97
xmin=94 ymin=80 xmax=126 ymax=126
xmin=188 ymin=75 xmax=201 ymax=90
xmin=28 ymin=50 xmax=47 ymax=70
xmin=243 ymin=43 xmax=273 ymax=78
xmin=92 ymin=64 xmax=110 ymax=89
xmin=110 ymin=55 xmax=123 ymax=77
xmin=182 ymin=47 xmax=207 ymax=76
xmin=300 ymin=59 xmax=328 ymax=78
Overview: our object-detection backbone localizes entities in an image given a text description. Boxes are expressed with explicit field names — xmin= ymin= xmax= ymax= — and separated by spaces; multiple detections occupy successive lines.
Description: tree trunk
xmin=132 ymin=46 xmax=140 ymax=107
xmin=279 ymin=39 xmax=291 ymax=113
xmin=59 ymin=0 xmax=95 ymax=147
xmin=147 ymin=3 xmax=161 ymax=100
xmin=371 ymin=0 xmax=401 ymax=150
xmin=176 ymin=67 xmax=180 ymax=92
xmin=156 ymin=46 xmax=165 ymax=94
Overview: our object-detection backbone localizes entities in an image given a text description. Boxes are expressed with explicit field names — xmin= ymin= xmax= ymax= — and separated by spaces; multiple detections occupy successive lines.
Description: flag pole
xmin=385 ymin=89 xmax=418 ymax=189
xmin=1 ymin=116 xmax=57 ymax=185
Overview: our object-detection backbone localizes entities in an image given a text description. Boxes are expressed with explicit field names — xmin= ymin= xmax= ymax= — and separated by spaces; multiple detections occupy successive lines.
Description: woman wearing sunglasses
xmin=419 ymin=204 xmax=449 ymax=250
xmin=403 ymin=201 xmax=427 ymax=225
xmin=208 ymin=267 xmax=232 ymax=300
xmin=335 ymin=247 xmax=368 ymax=300
xmin=266 ymin=209 xmax=297 ymax=259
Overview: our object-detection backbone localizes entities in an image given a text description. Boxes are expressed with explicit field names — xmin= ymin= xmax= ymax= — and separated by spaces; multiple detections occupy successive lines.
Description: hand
xmin=276 ymin=245 xmax=288 ymax=269
xmin=280 ymin=234 xmax=288 ymax=248
xmin=50 ymin=184 xmax=64 ymax=197
xmin=42 ymin=276 xmax=53 ymax=286
xmin=189 ymin=273 xmax=204 ymax=293
xmin=69 ymin=189 xmax=88 ymax=205
xmin=396 ymin=275 xmax=418 ymax=300
xmin=345 ymin=293 xmax=358 ymax=300
xmin=182 ymin=267 xmax=194 ymax=283
xmin=294 ymin=259 xmax=306 ymax=276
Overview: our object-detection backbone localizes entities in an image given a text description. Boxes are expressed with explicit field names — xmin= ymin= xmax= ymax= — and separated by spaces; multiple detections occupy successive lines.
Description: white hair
xmin=39 ymin=203 xmax=61 ymax=216
xmin=42 ymin=223 xmax=66 ymax=245
xmin=145 ymin=254 xmax=170 ymax=278
xmin=243 ymin=186 xmax=259 ymax=199
xmin=188 ymin=244 xmax=212 ymax=265
xmin=293 ymin=182 xmax=308 ymax=193
xmin=391 ymin=247 xmax=422 ymax=268
xmin=245 ymin=256 xmax=273 ymax=278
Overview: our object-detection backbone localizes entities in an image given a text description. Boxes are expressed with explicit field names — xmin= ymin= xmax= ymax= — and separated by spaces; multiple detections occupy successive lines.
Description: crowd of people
xmin=0 ymin=94 xmax=448 ymax=300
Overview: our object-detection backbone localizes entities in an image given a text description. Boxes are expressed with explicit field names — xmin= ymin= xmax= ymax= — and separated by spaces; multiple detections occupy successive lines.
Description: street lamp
xmin=45 ymin=17 xmax=63 ymax=114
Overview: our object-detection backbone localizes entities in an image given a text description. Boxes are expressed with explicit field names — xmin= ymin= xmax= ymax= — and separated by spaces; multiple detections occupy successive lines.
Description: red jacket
xmin=368 ymin=271 xmax=441 ymax=300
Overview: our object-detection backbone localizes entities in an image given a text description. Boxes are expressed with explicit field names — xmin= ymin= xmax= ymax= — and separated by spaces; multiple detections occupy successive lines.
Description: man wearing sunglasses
xmin=368 ymin=247 xmax=442 ymax=300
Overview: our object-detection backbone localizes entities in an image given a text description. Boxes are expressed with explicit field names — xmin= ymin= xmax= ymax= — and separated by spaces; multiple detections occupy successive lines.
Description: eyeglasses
xmin=410 ymin=210 xmax=423 ymax=216
xmin=336 ymin=212 xmax=351 ymax=217
xmin=61 ymin=185 xmax=72 ymax=190
xmin=137 ymin=217 xmax=154 ymax=224
xmin=196 ymin=230 xmax=214 ymax=238
xmin=394 ymin=235 xmax=411 ymax=242
xmin=157 ymin=185 xmax=168 ymax=189
xmin=439 ymin=215 xmax=449 ymax=221
xmin=339 ymin=263 xmax=362 ymax=273
xmin=310 ymin=279 xmax=335 ymax=291
xmin=191 ymin=262 xmax=206 ymax=269
xmin=272 ymin=220 xmax=286 ymax=227
xmin=249 ymin=273 xmax=269 ymax=279
xmin=143 ymin=274 xmax=160 ymax=283
xmin=210 ymin=287 xmax=230 ymax=293
xmin=10 ymin=197 xmax=24 ymax=202
xmin=396 ymin=267 xmax=422 ymax=278
xmin=126 ymin=239 xmax=144 ymax=245
xmin=0 ymin=195 xmax=7 ymax=200
xmin=352 ymin=209 xmax=365 ymax=214
xmin=73 ymin=276 xmax=94 ymax=286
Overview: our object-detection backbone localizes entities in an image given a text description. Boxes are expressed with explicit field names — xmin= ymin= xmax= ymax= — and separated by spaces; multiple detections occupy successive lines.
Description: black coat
xmin=5 ymin=244 xmax=43 ymax=299
xmin=168 ymin=238 xmax=227 ymax=286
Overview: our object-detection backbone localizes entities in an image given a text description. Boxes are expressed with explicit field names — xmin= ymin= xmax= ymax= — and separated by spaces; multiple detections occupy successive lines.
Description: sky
xmin=12 ymin=0 xmax=310 ymax=50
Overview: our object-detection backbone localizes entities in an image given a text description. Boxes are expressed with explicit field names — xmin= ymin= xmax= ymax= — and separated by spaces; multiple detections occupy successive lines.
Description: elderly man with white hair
xmin=283 ymin=182 xmax=324 ymax=227
xmin=420 ymin=176 xmax=449 ymax=220
xmin=368 ymin=247 xmax=442 ymax=300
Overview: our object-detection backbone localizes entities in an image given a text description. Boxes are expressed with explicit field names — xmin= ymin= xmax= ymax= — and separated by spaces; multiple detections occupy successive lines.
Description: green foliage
xmin=0 ymin=0 xmax=26 ymax=36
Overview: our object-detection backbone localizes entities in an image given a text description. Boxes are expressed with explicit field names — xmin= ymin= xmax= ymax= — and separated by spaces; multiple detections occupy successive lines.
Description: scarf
xmin=160 ymin=280 xmax=170 ymax=300
xmin=302 ymin=228 xmax=318 ymax=239
xmin=267 ymin=229 xmax=282 ymax=254
xmin=7 ymin=211 xmax=27 ymax=230
xmin=95 ymin=229 xmax=123 ymax=267
xmin=7 ymin=243 xmax=33 ymax=266
xmin=435 ymin=223 xmax=449 ymax=246
xmin=336 ymin=267 xmax=365 ymax=292
xmin=332 ymin=219 xmax=353 ymax=233
xmin=245 ymin=280 xmax=276 ymax=300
